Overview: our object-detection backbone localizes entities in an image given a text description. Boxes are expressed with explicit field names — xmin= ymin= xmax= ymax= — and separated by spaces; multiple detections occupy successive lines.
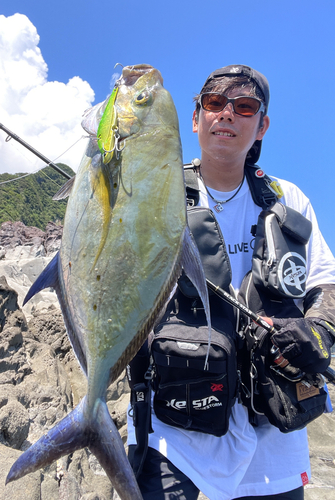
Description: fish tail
xmin=6 ymin=398 xmax=88 ymax=484
xmin=6 ymin=397 xmax=142 ymax=500
xmin=89 ymin=399 xmax=143 ymax=499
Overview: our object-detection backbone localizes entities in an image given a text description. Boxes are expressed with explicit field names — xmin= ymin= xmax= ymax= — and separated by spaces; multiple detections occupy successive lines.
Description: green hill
xmin=0 ymin=163 xmax=75 ymax=230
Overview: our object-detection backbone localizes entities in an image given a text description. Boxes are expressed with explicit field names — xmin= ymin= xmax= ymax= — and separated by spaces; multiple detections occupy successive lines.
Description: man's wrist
xmin=315 ymin=319 xmax=335 ymax=346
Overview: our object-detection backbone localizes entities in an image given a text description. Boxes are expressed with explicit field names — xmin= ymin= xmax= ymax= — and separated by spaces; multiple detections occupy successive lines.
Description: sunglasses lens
xmin=234 ymin=97 xmax=261 ymax=116
xmin=200 ymin=94 xmax=262 ymax=116
xmin=201 ymin=94 xmax=228 ymax=111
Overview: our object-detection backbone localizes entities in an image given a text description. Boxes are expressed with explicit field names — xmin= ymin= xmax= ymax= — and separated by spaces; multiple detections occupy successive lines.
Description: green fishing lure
xmin=97 ymin=86 xmax=119 ymax=164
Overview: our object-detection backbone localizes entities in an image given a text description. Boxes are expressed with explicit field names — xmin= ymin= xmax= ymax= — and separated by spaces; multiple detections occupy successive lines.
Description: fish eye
xmin=134 ymin=90 xmax=152 ymax=105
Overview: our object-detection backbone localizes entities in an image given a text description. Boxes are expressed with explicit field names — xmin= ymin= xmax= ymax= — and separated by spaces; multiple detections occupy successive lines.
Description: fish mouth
xmin=119 ymin=64 xmax=163 ymax=87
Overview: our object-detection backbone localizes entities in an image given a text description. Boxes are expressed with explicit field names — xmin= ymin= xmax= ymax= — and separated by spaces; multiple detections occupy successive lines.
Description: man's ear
xmin=256 ymin=115 xmax=270 ymax=140
xmin=192 ymin=110 xmax=198 ymax=133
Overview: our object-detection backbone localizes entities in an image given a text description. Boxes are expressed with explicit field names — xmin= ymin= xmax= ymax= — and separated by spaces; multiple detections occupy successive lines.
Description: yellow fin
xmin=91 ymin=165 xmax=112 ymax=270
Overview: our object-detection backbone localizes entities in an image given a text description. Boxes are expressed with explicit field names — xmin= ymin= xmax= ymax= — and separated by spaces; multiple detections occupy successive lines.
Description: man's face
xmin=192 ymin=85 xmax=269 ymax=166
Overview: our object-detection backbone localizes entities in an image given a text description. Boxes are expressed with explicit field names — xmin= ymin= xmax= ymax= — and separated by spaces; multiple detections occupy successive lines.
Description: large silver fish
xmin=6 ymin=64 xmax=211 ymax=499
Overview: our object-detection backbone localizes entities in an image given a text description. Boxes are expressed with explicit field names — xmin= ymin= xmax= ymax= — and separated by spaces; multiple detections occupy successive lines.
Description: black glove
xmin=270 ymin=317 xmax=334 ymax=374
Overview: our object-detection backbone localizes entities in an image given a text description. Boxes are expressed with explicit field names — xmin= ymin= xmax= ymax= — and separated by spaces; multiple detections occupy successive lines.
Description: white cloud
xmin=0 ymin=13 xmax=95 ymax=174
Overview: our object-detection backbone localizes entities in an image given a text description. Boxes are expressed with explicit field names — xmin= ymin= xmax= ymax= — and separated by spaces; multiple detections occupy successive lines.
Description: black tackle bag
xmin=151 ymin=289 xmax=238 ymax=437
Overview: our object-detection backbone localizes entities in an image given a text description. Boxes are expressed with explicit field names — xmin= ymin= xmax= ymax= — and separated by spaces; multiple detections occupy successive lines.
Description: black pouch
xmin=243 ymin=325 xmax=328 ymax=432
xmin=151 ymin=320 xmax=237 ymax=437
xmin=238 ymin=274 xmax=328 ymax=433
xmin=252 ymin=202 xmax=312 ymax=298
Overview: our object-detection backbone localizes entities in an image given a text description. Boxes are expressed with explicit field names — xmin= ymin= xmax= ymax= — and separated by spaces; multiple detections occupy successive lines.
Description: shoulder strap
xmin=127 ymin=340 xmax=153 ymax=478
xmin=184 ymin=163 xmax=200 ymax=206
xmin=184 ymin=161 xmax=280 ymax=210
xmin=244 ymin=163 xmax=278 ymax=209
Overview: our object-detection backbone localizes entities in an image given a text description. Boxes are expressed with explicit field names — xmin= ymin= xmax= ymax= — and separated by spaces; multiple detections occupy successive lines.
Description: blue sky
xmin=1 ymin=0 xmax=335 ymax=254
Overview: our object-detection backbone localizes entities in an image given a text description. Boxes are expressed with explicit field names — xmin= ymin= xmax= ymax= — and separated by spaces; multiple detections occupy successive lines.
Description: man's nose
xmin=218 ymin=102 xmax=235 ymax=121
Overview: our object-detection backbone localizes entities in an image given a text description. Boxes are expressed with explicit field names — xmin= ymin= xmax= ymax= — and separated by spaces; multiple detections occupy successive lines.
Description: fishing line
xmin=38 ymin=169 xmax=64 ymax=189
xmin=0 ymin=135 xmax=88 ymax=187
xmin=49 ymin=135 xmax=88 ymax=164
xmin=3 ymin=132 xmax=37 ymax=165
xmin=0 ymin=170 xmax=40 ymax=185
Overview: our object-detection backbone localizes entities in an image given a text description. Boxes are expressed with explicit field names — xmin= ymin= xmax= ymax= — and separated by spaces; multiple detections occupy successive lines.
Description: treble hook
xmin=101 ymin=126 xmax=118 ymax=154
xmin=101 ymin=127 xmax=125 ymax=161
xmin=114 ymin=128 xmax=126 ymax=159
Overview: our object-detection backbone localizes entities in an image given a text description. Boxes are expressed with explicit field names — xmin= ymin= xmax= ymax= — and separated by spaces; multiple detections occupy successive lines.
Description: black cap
xmin=200 ymin=65 xmax=270 ymax=164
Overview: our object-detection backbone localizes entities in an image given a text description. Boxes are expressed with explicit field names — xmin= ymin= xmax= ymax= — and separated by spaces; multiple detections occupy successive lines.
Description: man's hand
xmin=270 ymin=318 xmax=334 ymax=374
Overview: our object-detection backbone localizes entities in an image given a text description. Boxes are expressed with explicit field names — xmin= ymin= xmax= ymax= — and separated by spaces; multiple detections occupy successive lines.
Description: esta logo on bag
xmin=193 ymin=396 xmax=223 ymax=410
xmin=152 ymin=319 xmax=237 ymax=436
xmin=166 ymin=396 xmax=222 ymax=411
xmin=166 ymin=399 xmax=187 ymax=410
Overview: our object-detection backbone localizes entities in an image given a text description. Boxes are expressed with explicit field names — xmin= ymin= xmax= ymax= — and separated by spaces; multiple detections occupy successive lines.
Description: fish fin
xmin=52 ymin=176 xmax=76 ymax=200
xmin=23 ymin=253 xmax=59 ymax=306
xmin=6 ymin=398 xmax=142 ymax=500
xmin=90 ymin=164 xmax=112 ymax=270
xmin=23 ymin=253 xmax=88 ymax=374
xmin=181 ymin=227 xmax=212 ymax=365
xmin=81 ymin=101 xmax=107 ymax=135
xmin=88 ymin=399 xmax=142 ymax=499
xmin=6 ymin=398 xmax=88 ymax=484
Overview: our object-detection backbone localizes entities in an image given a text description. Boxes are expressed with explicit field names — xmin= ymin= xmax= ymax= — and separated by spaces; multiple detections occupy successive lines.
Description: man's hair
xmin=193 ymin=75 xmax=266 ymax=126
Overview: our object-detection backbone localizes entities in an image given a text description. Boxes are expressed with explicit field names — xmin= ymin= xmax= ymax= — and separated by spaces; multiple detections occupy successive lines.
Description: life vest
xmin=184 ymin=161 xmax=312 ymax=301
xmin=184 ymin=161 xmax=280 ymax=209
xmin=127 ymin=161 xmax=319 ymax=477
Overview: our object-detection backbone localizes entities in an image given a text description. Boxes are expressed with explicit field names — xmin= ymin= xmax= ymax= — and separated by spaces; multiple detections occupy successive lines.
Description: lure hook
xmin=101 ymin=126 xmax=118 ymax=154
xmin=114 ymin=128 xmax=126 ymax=159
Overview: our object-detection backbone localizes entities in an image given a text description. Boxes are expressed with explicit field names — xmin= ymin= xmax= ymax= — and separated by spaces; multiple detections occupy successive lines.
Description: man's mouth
xmin=213 ymin=131 xmax=235 ymax=137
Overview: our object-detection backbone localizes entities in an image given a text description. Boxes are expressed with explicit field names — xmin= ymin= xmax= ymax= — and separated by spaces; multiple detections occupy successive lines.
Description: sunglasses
xmin=199 ymin=93 xmax=265 ymax=117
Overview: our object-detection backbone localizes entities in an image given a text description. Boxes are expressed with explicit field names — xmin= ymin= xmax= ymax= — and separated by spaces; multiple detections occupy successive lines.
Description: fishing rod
xmin=206 ymin=279 xmax=335 ymax=385
xmin=0 ymin=123 xmax=72 ymax=180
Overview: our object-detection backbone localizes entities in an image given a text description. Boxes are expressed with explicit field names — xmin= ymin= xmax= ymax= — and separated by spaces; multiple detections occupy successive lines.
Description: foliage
xmin=0 ymin=164 xmax=75 ymax=230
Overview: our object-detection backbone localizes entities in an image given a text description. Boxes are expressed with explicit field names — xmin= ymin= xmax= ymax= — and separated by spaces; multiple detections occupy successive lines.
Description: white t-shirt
xmin=127 ymin=173 xmax=335 ymax=500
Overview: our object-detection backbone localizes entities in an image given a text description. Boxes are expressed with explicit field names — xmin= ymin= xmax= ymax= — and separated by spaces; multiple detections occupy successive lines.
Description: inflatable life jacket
xmin=183 ymin=161 xmax=312 ymax=301
xmin=127 ymin=161 xmax=316 ymax=477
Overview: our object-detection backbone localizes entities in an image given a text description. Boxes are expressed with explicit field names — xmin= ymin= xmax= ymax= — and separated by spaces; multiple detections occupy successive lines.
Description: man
xmin=127 ymin=65 xmax=335 ymax=500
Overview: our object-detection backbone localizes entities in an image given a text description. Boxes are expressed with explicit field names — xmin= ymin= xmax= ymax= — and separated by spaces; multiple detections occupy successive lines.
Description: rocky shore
xmin=0 ymin=221 xmax=333 ymax=500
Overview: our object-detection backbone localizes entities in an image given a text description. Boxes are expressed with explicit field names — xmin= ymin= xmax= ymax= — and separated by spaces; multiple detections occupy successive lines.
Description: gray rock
xmin=0 ymin=221 xmax=45 ymax=250
xmin=0 ymin=222 xmax=63 ymax=319
xmin=0 ymin=400 xmax=29 ymax=449
xmin=0 ymin=444 xmax=41 ymax=500
xmin=0 ymin=221 xmax=63 ymax=255
xmin=0 ymin=275 xmax=27 ymax=331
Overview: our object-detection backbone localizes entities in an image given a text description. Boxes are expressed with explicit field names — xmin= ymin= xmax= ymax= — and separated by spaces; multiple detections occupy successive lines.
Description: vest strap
xmin=184 ymin=162 xmax=279 ymax=210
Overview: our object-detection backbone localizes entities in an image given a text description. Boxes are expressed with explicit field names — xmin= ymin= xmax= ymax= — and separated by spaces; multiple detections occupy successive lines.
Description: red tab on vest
xmin=301 ymin=472 xmax=309 ymax=486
